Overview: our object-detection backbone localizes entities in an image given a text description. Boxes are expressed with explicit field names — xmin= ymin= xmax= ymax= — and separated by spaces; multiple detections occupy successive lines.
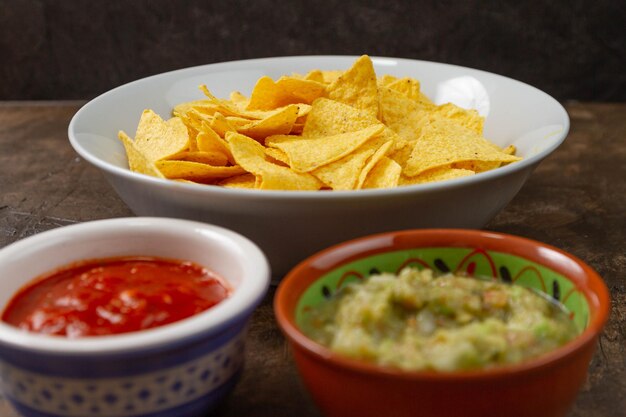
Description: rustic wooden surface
xmin=0 ymin=101 xmax=624 ymax=416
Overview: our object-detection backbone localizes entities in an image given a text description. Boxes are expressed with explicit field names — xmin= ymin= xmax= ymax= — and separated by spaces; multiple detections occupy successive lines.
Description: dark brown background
xmin=1 ymin=0 xmax=625 ymax=101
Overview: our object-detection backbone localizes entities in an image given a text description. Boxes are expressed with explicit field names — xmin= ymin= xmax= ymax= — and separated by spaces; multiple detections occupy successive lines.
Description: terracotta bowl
xmin=274 ymin=229 xmax=610 ymax=417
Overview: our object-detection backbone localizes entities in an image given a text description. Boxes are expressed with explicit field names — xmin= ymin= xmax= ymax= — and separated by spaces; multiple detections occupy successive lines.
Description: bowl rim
xmin=274 ymin=228 xmax=610 ymax=380
xmin=68 ymin=55 xmax=569 ymax=200
xmin=0 ymin=217 xmax=270 ymax=355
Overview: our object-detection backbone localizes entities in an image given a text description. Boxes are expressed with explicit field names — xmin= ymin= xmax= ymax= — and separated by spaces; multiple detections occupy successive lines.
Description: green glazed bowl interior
xmin=296 ymin=247 xmax=590 ymax=333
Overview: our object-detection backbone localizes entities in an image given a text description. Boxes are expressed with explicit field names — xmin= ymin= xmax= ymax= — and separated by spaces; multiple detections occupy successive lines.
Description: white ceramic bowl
xmin=0 ymin=217 xmax=270 ymax=417
xmin=68 ymin=56 xmax=569 ymax=277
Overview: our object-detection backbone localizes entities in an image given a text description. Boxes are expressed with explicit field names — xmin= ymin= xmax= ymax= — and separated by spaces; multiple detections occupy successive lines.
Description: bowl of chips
xmin=68 ymin=55 xmax=569 ymax=276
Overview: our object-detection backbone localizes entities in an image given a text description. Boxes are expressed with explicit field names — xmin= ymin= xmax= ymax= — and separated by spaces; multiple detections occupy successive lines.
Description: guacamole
xmin=302 ymin=268 xmax=578 ymax=371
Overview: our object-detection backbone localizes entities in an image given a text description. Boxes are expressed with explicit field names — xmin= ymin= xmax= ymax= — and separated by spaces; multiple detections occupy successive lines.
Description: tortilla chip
xmin=379 ymin=86 xmax=430 ymax=141
xmin=277 ymin=76 xmax=326 ymax=103
xmin=502 ymin=144 xmax=516 ymax=155
xmin=246 ymin=76 xmax=325 ymax=111
xmin=387 ymin=77 xmax=434 ymax=109
xmin=169 ymin=151 xmax=229 ymax=166
xmin=320 ymin=70 xmax=343 ymax=84
xmin=356 ymin=140 xmax=394 ymax=189
xmin=266 ymin=124 xmax=384 ymax=172
xmin=156 ymin=160 xmax=245 ymax=181
xmin=195 ymin=128 xmax=234 ymax=165
xmin=218 ymin=173 xmax=257 ymax=189
xmin=264 ymin=147 xmax=290 ymax=166
xmin=173 ymin=100 xmax=224 ymax=119
xmin=118 ymin=131 xmax=165 ymax=178
xmin=226 ymin=132 xmax=322 ymax=190
xmin=312 ymin=146 xmax=376 ymax=190
xmin=452 ymin=160 xmax=502 ymax=172
xmin=433 ymin=103 xmax=484 ymax=135
xmin=326 ymin=55 xmax=379 ymax=118
xmin=210 ymin=112 xmax=236 ymax=137
xmin=387 ymin=137 xmax=413 ymax=168
xmin=236 ymin=104 xmax=299 ymax=141
xmin=302 ymin=98 xmax=379 ymax=137
xmin=133 ymin=110 xmax=190 ymax=161
xmin=230 ymin=91 xmax=248 ymax=105
xmin=404 ymin=117 xmax=521 ymax=176
xmin=378 ymin=74 xmax=398 ymax=87
xmin=304 ymin=69 xmax=324 ymax=83
xmin=400 ymin=167 xmax=475 ymax=185
xmin=362 ymin=157 xmax=402 ymax=189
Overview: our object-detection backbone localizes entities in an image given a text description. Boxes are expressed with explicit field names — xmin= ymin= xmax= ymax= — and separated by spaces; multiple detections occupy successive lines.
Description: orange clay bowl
xmin=274 ymin=229 xmax=610 ymax=417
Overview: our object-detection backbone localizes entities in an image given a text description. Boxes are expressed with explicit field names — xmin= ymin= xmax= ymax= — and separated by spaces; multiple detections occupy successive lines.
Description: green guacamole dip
xmin=302 ymin=268 xmax=578 ymax=371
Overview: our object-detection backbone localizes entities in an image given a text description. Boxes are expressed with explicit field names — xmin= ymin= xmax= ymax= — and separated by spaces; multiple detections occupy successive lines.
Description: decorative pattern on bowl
xmin=296 ymin=247 xmax=589 ymax=332
xmin=0 ymin=332 xmax=245 ymax=417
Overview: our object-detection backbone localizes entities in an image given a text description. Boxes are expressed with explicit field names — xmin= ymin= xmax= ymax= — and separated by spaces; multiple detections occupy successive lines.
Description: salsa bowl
xmin=68 ymin=56 xmax=570 ymax=277
xmin=0 ymin=218 xmax=270 ymax=417
xmin=274 ymin=229 xmax=609 ymax=417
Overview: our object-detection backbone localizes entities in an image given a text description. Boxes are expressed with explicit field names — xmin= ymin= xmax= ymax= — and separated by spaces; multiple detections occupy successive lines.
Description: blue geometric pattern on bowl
xmin=0 ymin=329 xmax=245 ymax=417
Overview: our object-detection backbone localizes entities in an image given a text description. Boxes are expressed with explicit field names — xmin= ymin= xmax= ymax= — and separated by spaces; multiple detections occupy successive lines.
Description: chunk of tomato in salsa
xmin=1 ymin=257 xmax=230 ymax=338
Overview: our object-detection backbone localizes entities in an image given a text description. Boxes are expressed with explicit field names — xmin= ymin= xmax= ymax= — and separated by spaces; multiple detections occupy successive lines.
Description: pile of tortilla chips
xmin=118 ymin=55 xmax=520 ymax=191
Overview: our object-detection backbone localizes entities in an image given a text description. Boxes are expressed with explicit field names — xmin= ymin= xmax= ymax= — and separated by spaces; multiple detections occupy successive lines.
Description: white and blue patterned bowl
xmin=0 ymin=218 xmax=270 ymax=417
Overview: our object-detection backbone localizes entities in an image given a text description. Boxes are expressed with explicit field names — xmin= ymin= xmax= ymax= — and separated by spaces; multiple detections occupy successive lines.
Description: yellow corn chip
xmin=433 ymin=103 xmax=484 ymax=135
xmin=264 ymin=147 xmax=290 ymax=166
xmin=362 ymin=157 xmax=402 ymax=189
xmin=118 ymin=131 xmax=165 ymax=178
xmin=303 ymin=98 xmax=378 ymax=137
xmin=304 ymin=69 xmax=324 ymax=83
xmin=404 ymin=117 xmax=521 ymax=176
xmin=173 ymin=100 xmax=223 ymax=119
xmin=321 ymin=70 xmax=343 ymax=84
xmin=236 ymin=104 xmax=299 ymax=141
xmin=210 ymin=112 xmax=236 ymax=137
xmin=176 ymin=108 xmax=208 ymax=132
xmin=230 ymin=91 xmax=248 ymax=105
xmin=277 ymin=76 xmax=326 ymax=103
xmin=312 ymin=146 xmax=376 ymax=190
xmin=326 ymin=55 xmax=379 ymax=118
xmin=387 ymin=137 xmax=413 ymax=168
xmin=452 ymin=160 xmax=501 ymax=172
xmin=378 ymin=74 xmax=398 ymax=87
xmin=133 ymin=110 xmax=190 ymax=162
xmin=379 ymin=86 xmax=430 ymax=141
xmin=226 ymin=132 xmax=322 ymax=190
xmin=239 ymin=103 xmax=311 ymax=120
xmin=178 ymin=91 xmax=250 ymax=120
xmin=267 ymin=124 xmax=384 ymax=172
xmin=400 ymin=167 xmax=475 ymax=185
xmin=218 ymin=173 xmax=257 ymax=189
xmin=196 ymin=129 xmax=234 ymax=164
xmin=356 ymin=140 xmax=394 ymax=189
xmin=156 ymin=160 xmax=244 ymax=181
xmin=387 ymin=77 xmax=434 ymax=109
xmin=169 ymin=151 xmax=228 ymax=166
xmin=309 ymin=134 xmax=390 ymax=191
xmin=225 ymin=117 xmax=251 ymax=128
xmin=246 ymin=76 xmax=325 ymax=111
xmin=502 ymin=144 xmax=516 ymax=155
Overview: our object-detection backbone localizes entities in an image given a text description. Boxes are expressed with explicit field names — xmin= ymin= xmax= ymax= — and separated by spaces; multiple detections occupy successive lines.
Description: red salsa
xmin=1 ymin=257 xmax=230 ymax=338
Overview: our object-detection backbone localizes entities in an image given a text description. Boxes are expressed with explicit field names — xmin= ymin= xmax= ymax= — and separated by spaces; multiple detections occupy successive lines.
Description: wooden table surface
xmin=0 ymin=101 xmax=624 ymax=416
